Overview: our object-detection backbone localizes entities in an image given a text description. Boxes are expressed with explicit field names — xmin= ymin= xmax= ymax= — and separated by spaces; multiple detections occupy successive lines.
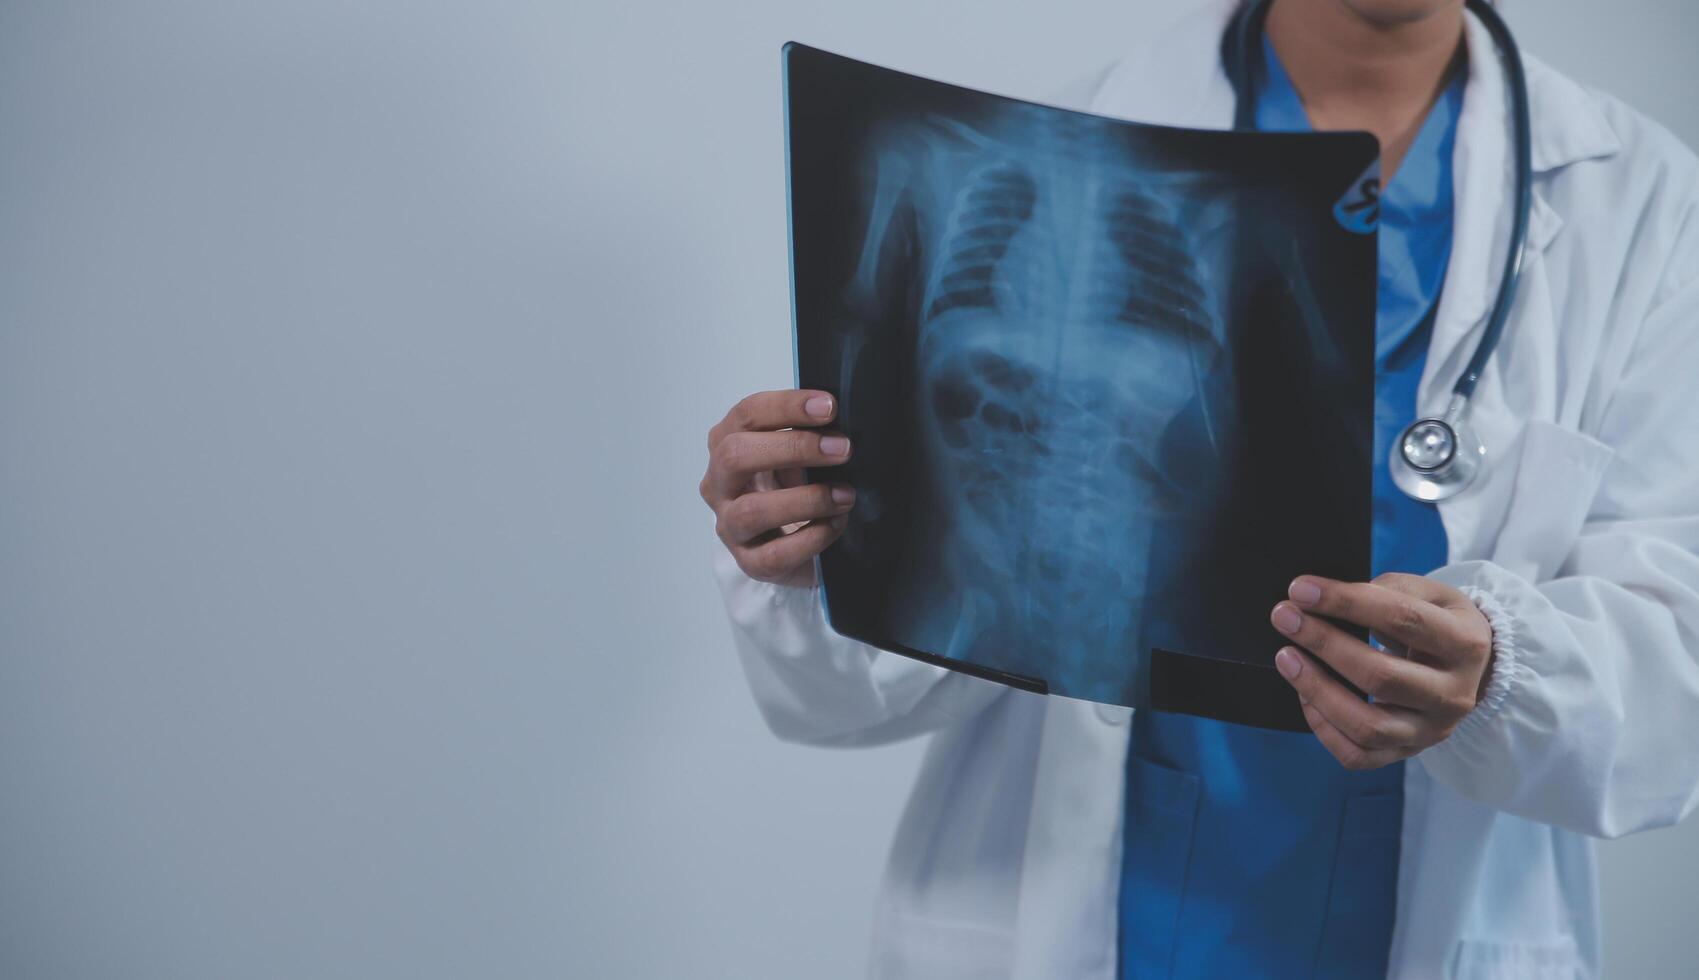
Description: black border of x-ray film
xmin=783 ymin=42 xmax=1378 ymax=732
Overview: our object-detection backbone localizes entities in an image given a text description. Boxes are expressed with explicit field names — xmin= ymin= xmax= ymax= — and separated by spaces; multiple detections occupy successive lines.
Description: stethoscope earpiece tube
xmin=1452 ymin=0 xmax=1533 ymax=403
xmin=1225 ymin=0 xmax=1533 ymax=502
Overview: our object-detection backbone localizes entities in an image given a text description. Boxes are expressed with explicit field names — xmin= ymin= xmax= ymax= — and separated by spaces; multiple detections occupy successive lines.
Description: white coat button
xmin=1094 ymin=703 xmax=1131 ymax=726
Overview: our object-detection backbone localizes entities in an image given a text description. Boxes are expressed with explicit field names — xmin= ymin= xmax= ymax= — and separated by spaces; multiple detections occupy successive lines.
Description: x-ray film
xmin=784 ymin=43 xmax=1377 ymax=731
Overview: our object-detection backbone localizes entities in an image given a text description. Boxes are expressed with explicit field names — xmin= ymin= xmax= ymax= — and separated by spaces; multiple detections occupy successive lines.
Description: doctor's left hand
xmin=1269 ymin=574 xmax=1494 ymax=769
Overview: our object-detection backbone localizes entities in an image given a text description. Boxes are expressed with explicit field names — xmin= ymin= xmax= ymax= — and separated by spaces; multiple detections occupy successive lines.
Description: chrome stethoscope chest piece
xmin=1389 ymin=399 xmax=1486 ymax=501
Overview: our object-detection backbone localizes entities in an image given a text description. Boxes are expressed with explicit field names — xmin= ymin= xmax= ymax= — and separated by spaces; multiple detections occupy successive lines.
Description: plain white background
xmin=2 ymin=1 xmax=1696 ymax=977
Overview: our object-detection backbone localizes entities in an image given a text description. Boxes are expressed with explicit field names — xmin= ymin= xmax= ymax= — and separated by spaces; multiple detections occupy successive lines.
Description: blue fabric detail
xmin=1117 ymin=38 xmax=1459 ymax=978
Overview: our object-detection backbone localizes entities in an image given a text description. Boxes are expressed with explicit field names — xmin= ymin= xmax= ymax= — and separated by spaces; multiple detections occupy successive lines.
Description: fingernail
xmin=805 ymin=395 xmax=834 ymax=418
xmin=829 ymin=513 xmax=848 ymax=530
xmin=831 ymin=485 xmax=855 ymax=505
xmin=820 ymin=435 xmax=850 ymax=456
xmin=1272 ymin=604 xmax=1303 ymax=634
xmin=1275 ymin=647 xmax=1302 ymax=680
xmin=1289 ymin=577 xmax=1322 ymax=606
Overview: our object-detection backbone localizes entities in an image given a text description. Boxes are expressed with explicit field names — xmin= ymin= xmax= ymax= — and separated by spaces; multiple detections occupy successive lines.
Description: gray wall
xmin=1 ymin=1 xmax=1694 ymax=977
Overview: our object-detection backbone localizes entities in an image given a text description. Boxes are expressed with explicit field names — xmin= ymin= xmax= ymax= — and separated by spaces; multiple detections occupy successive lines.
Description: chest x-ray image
xmin=785 ymin=44 xmax=1378 ymax=730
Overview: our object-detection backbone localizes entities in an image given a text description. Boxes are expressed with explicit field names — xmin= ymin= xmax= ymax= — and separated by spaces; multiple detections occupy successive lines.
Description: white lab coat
xmin=713 ymin=2 xmax=1699 ymax=976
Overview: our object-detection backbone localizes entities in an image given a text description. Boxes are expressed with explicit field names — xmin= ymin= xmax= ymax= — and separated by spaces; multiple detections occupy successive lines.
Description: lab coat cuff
xmin=1450 ymin=581 xmax=1526 ymax=744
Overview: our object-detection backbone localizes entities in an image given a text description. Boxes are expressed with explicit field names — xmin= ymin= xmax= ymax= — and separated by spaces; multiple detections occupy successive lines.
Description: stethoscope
xmin=1223 ymin=0 xmax=1532 ymax=502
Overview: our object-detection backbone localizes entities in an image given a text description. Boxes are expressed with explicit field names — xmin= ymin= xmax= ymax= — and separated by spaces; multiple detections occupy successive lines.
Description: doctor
xmin=700 ymin=0 xmax=1699 ymax=976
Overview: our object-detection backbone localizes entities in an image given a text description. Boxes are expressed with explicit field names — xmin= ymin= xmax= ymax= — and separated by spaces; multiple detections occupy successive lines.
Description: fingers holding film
xmin=707 ymin=428 xmax=851 ymax=500
xmin=708 ymin=389 xmax=837 ymax=451
xmin=699 ymin=391 xmax=853 ymax=585
xmin=718 ymin=483 xmax=855 ymax=544
xmin=1275 ymin=647 xmax=1422 ymax=750
xmin=1270 ymin=601 xmax=1450 ymax=711
xmin=734 ymin=516 xmax=845 ymax=582
xmin=1300 ymin=702 xmax=1409 ymax=771
xmin=1287 ymin=574 xmax=1479 ymax=661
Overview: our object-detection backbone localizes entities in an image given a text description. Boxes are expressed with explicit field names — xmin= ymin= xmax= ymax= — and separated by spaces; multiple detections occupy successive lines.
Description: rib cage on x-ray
xmin=835 ymin=108 xmax=1241 ymax=705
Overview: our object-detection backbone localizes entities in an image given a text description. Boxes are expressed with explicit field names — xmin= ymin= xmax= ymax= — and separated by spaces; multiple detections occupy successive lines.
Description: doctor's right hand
xmin=700 ymin=389 xmax=855 ymax=588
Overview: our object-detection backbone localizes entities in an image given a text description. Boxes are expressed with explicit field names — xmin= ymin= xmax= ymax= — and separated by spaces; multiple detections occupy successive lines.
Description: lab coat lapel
xmin=1418 ymin=11 xmax=1621 ymax=415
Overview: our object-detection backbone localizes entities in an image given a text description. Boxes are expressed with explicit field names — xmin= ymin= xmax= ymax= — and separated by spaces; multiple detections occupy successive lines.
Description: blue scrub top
xmin=1117 ymin=40 xmax=1460 ymax=978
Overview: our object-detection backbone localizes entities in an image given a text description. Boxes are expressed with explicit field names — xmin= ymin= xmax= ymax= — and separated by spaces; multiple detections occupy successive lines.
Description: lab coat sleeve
xmin=1422 ymin=213 xmax=1699 ymax=838
xmin=713 ymin=538 xmax=1007 ymax=748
